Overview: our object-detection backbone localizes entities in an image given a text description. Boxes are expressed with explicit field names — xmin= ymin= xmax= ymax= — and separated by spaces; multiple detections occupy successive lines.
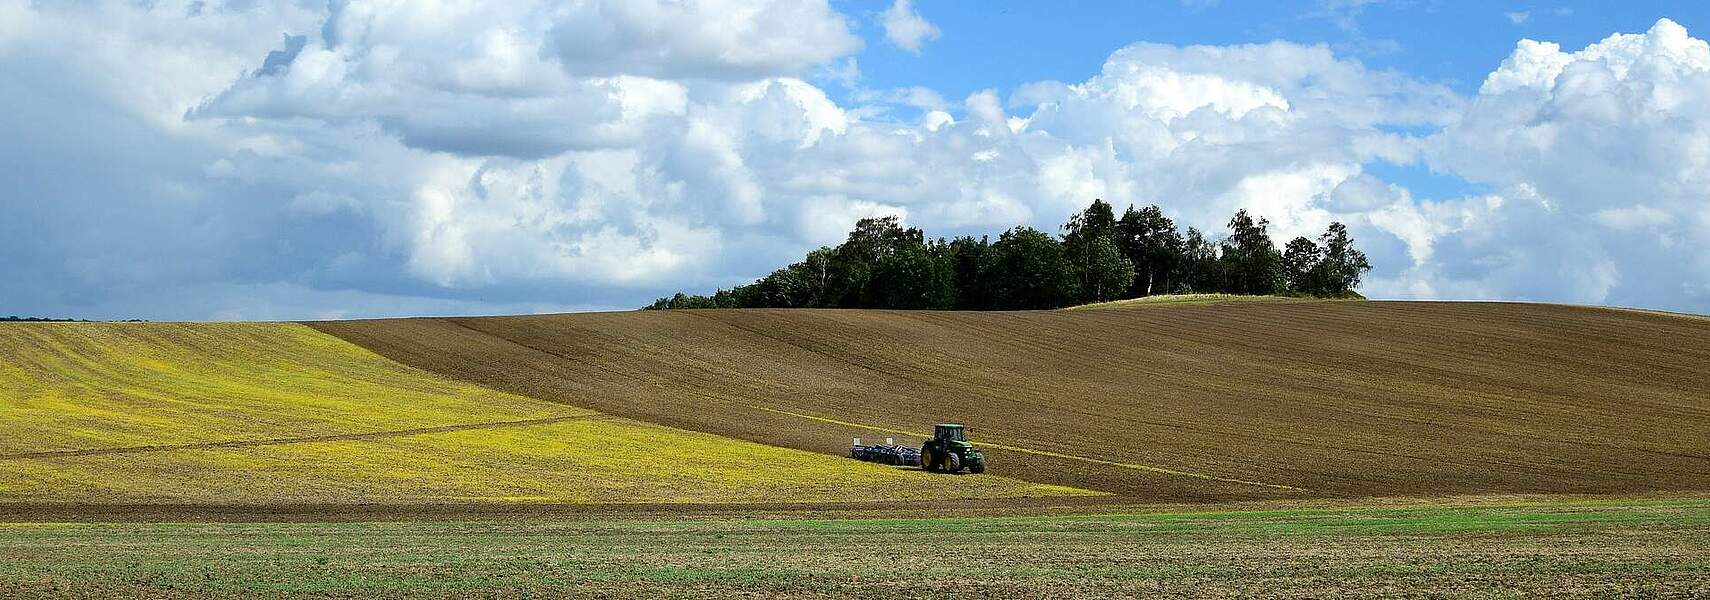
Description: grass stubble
xmin=0 ymin=498 xmax=1703 ymax=598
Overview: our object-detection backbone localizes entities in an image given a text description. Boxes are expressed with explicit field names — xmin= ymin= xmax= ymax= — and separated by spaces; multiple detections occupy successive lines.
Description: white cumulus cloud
xmin=549 ymin=0 xmax=862 ymax=78
xmin=882 ymin=0 xmax=941 ymax=54
xmin=3 ymin=2 xmax=1708 ymax=319
xmin=1421 ymin=18 xmax=1710 ymax=308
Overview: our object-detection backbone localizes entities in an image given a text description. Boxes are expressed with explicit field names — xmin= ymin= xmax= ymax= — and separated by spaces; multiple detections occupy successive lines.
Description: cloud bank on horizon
xmin=2 ymin=0 xmax=1707 ymax=319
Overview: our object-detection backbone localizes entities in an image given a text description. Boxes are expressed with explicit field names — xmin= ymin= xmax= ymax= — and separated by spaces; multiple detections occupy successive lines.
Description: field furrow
xmin=311 ymin=300 xmax=1710 ymax=502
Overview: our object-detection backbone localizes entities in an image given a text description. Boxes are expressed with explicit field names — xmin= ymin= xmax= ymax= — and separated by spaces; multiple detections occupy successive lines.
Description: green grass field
xmin=2 ymin=498 xmax=1704 ymax=599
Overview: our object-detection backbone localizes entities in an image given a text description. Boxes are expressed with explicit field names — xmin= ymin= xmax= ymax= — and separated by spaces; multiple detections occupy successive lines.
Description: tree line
xmin=645 ymin=199 xmax=1371 ymax=311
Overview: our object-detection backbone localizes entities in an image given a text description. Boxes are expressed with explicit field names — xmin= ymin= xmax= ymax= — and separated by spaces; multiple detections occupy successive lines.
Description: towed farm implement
xmin=849 ymin=423 xmax=987 ymax=474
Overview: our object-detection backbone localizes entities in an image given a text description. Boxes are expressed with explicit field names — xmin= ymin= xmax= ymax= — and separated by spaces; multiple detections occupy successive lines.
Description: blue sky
xmin=845 ymin=2 xmax=1705 ymax=97
xmin=2 ymin=1 xmax=1709 ymax=319
xmin=835 ymin=1 xmax=1708 ymax=200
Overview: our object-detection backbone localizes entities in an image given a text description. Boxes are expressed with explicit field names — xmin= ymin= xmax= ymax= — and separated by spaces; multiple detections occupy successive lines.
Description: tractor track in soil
xmin=0 ymin=415 xmax=607 ymax=460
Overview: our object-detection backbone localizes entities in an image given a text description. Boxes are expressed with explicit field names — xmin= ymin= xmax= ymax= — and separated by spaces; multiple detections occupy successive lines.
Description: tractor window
xmin=936 ymin=426 xmax=965 ymax=441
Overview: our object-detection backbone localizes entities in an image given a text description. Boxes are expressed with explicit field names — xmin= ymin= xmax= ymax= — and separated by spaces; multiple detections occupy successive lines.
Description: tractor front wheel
xmin=920 ymin=448 xmax=936 ymax=471
xmin=946 ymin=452 xmax=963 ymax=473
xmin=969 ymin=461 xmax=985 ymax=474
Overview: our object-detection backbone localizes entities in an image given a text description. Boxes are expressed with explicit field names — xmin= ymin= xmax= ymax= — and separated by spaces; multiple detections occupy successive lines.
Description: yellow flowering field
xmin=0 ymin=322 xmax=576 ymax=453
xmin=0 ymin=419 xmax=1095 ymax=504
xmin=0 ymin=322 xmax=1096 ymax=504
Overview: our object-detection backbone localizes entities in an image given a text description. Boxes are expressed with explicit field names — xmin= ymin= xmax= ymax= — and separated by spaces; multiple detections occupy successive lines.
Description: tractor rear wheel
xmin=946 ymin=452 xmax=963 ymax=473
xmin=920 ymin=448 xmax=936 ymax=471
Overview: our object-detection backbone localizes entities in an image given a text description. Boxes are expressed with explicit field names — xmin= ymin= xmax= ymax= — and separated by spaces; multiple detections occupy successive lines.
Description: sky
xmin=2 ymin=1 xmax=1709 ymax=320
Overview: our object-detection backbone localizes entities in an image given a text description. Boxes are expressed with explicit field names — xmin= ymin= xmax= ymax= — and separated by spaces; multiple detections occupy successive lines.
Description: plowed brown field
xmin=310 ymin=300 xmax=1710 ymax=503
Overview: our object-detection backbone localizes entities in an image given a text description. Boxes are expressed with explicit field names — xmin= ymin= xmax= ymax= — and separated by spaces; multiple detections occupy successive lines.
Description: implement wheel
xmin=920 ymin=448 xmax=936 ymax=471
xmin=946 ymin=452 xmax=963 ymax=473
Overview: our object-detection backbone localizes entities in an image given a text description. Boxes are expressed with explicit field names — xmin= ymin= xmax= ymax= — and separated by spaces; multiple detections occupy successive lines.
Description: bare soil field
xmin=312 ymin=300 xmax=1710 ymax=503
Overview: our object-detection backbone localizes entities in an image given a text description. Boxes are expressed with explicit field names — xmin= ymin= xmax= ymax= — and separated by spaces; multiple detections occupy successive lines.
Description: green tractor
xmin=919 ymin=424 xmax=986 ymax=474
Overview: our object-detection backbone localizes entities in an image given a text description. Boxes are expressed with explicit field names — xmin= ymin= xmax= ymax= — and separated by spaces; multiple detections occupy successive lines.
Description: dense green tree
xmin=1219 ymin=209 xmax=1284 ymax=295
xmin=711 ymin=287 xmax=744 ymax=308
xmin=838 ymin=216 xmax=923 ymax=258
xmin=1176 ymin=227 xmax=1223 ymax=293
xmin=827 ymin=216 xmax=926 ymax=307
xmin=644 ymin=292 xmax=718 ymax=310
xmin=1116 ymin=204 xmax=1184 ymax=296
xmin=744 ymin=271 xmax=802 ymax=308
xmin=1281 ymin=236 xmax=1325 ymax=294
xmin=645 ymin=206 xmax=1373 ymax=309
xmin=1068 ymin=236 xmax=1135 ymax=303
xmin=1062 ymin=199 xmax=1119 ymax=244
xmin=1317 ymin=222 xmax=1372 ymax=296
xmin=793 ymin=247 xmax=837 ymax=307
xmin=984 ymin=226 xmax=1077 ymax=310
xmin=936 ymin=236 xmax=992 ymax=309
xmin=1062 ymin=199 xmax=1135 ymax=303
xmin=867 ymin=242 xmax=955 ymax=309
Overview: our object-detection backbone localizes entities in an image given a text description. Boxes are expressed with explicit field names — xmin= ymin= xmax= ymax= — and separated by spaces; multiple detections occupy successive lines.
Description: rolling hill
xmin=2 ymin=299 xmax=1705 ymax=511
xmin=0 ymin=322 xmax=1086 ymax=506
xmin=310 ymin=300 xmax=1710 ymax=503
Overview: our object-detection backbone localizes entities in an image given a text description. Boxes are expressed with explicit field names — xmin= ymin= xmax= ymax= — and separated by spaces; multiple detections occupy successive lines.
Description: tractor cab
xmin=934 ymin=423 xmax=967 ymax=442
xmin=921 ymin=423 xmax=986 ymax=474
